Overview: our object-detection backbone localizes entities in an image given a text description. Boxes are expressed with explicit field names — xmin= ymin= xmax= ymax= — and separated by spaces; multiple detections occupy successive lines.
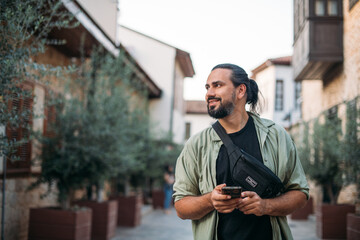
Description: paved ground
xmin=113 ymin=206 xmax=192 ymax=240
xmin=112 ymin=205 xmax=319 ymax=240
xmin=288 ymin=215 xmax=319 ymax=240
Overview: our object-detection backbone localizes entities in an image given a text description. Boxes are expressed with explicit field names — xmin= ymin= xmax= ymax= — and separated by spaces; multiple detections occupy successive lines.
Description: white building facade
xmin=251 ymin=56 xmax=301 ymax=128
xmin=118 ymin=26 xmax=195 ymax=144
xmin=184 ymin=101 xmax=214 ymax=140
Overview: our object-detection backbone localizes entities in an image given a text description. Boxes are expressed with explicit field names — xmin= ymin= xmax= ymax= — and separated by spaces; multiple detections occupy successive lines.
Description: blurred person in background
xmin=164 ymin=165 xmax=175 ymax=214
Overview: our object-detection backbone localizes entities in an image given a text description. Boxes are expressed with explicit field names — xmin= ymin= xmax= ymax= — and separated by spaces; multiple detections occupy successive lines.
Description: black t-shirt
xmin=216 ymin=116 xmax=272 ymax=240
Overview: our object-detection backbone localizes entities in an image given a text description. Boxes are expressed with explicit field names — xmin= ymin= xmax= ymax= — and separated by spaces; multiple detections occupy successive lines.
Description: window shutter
xmin=6 ymin=83 xmax=33 ymax=174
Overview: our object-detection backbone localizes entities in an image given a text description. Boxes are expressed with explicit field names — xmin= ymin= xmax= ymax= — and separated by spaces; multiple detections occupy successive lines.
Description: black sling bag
xmin=212 ymin=121 xmax=285 ymax=199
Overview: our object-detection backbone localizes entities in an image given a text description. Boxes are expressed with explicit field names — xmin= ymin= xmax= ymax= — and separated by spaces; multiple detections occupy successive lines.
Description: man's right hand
xmin=210 ymin=184 xmax=240 ymax=213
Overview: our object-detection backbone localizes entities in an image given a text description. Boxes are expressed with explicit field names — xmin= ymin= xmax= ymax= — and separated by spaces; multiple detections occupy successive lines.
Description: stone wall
xmin=343 ymin=0 xmax=360 ymax=101
xmin=0 ymin=46 xmax=70 ymax=240
xmin=0 ymin=178 xmax=58 ymax=240
xmin=295 ymin=0 xmax=360 ymax=210
xmin=301 ymin=1 xmax=360 ymax=120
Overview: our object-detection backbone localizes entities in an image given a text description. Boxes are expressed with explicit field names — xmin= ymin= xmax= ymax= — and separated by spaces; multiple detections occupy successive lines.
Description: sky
xmin=118 ymin=0 xmax=294 ymax=100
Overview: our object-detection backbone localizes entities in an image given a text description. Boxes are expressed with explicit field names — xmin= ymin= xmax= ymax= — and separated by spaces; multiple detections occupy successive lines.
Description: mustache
xmin=207 ymin=97 xmax=221 ymax=103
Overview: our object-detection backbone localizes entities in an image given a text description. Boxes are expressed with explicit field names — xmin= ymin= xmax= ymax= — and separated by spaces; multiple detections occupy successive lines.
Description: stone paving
xmin=288 ymin=215 xmax=319 ymax=240
xmin=112 ymin=205 xmax=319 ymax=240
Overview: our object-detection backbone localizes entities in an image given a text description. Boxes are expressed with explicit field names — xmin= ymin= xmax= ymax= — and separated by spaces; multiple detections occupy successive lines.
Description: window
xmin=327 ymin=105 xmax=338 ymax=120
xmin=5 ymin=83 xmax=34 ymax=174
xmin=275 ymin=80 xmax=284 ymax=111
xmin=315 ymin=0 xmax=340 ymax=16
xmin=315 ymin=0 xmax=326 ymax=15
xmin=295 ymin=82 xmax=302 ymax=110
xmin=328 ymin=0 xmax=338 ymax=15
xmin=185 ymin=122 xmax=191 ymax=140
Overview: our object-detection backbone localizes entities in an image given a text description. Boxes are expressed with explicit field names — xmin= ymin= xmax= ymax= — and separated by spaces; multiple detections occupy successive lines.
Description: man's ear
xmin=237 ymin=84 xmax=247 ymax=100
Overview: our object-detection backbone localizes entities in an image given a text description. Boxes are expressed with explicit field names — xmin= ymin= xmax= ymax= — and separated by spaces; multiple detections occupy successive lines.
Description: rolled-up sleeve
xmin=284 ymin=140 xmax=310 ymax=199
xmin=173 ymin=142 xmax=201 ymax=202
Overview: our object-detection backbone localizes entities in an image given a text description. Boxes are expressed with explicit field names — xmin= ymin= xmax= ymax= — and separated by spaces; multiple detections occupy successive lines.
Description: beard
xmin=207 ymin=91 xmax=236 ymax=119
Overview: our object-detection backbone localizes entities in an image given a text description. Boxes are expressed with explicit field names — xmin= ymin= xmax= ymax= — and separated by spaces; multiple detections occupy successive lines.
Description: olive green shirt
xmin=173 ymin=112 xmax=309 ymax=240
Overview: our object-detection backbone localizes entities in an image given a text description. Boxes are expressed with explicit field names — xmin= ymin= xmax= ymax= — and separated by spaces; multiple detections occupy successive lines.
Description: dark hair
xmin=164 ymin=165 xmax=173 ymax=174
xmin=212 ymin=63 xmax=260 ymax=112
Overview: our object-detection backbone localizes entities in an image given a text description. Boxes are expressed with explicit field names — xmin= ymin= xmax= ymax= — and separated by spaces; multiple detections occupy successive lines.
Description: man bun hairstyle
xmin=212 ymin=63 xmax=260 ymax=112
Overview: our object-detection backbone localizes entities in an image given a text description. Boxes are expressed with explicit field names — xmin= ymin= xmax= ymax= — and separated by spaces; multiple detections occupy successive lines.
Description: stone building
xmin=0 ymin=1 xmax=161 ymax=239
xmin=292 ymin=0 xmax=360 ymax=205
xmin=118 ymin=25 xmax=195 ymax=144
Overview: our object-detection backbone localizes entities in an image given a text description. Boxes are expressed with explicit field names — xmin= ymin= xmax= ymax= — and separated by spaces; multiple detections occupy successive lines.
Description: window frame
xmin=295 ymin=81 xmax=302 ymax=110
xmin=275 ymin=79 xmax=284 ymax=112
xmin=312 ymin=0 xmax=342 ymax=17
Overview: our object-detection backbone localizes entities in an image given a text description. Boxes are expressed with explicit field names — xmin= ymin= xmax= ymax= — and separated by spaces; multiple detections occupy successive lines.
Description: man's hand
xmin=237 ymin=190 xmax=308 ymax=217
xmin=237 ymin=191 xmax=266 ymax=216
xmin=211 ymin=184 xmax=241 ymax=213
xmin=174 ymin=183 xmax=240 ymax=220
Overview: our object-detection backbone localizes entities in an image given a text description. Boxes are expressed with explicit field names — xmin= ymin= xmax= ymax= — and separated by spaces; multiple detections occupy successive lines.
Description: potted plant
xmin=1 ymin=2 xmax=89 ymax=239
xmin=297 ymin=113 xmax=355 ymax=239
xmin=143 ymin=138 xmax=180 ymax=209
xmin=3 ymin=1 xmax=95 ymax=239
xmin=342 ymin=99 xmax=360 ymax=239
xmin=70 ymin=50 xmax=131 ymax=240
xmin=30 ymin=47 xmax=146 ymax=239
xmin=109 ymin=110 xmax=150 ymax=227
xmin=29 ymin=91 xmax=93 ymax=240
xmin=290 ymin=123 xmax=314 ymax=220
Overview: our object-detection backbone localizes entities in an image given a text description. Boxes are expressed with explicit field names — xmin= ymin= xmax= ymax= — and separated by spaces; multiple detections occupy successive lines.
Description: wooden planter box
xmin=28 ymin=207 xmax=92 ymax=240
xmin=111 ymin=195 xmax=142 ymax=227
xmin=74 ymin=200 xmax=118 ymax=240
xmin=152 ymin=189 xmax=165 ymax=209
xmin=290 ymin=197 xmax=314 ymax=220
xmin=347 ymin=213 xmax=360 ymax=240
xmin=316 ymin=204 xmax=355 ymax=239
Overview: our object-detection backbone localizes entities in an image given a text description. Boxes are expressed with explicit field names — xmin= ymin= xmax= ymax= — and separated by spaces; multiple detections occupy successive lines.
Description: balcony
xmin=293 ymin=0 xmax=343 ymax=81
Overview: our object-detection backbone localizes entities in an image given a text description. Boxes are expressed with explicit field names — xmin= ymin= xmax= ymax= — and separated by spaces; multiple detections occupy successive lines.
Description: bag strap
xmin=212 ymin=121 xmax=242 ymax=170
xmin=212 ymin=121 xmax=234 ymax=151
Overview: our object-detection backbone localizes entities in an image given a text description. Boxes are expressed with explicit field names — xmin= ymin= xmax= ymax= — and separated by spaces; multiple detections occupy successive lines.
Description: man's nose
xmin=206 ymin=87 xmax=216 ymax=99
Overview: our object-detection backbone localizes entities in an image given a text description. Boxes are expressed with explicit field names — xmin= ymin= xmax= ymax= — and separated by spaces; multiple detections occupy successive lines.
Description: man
xmin=173 ymin=64 xmax=309 ymax=240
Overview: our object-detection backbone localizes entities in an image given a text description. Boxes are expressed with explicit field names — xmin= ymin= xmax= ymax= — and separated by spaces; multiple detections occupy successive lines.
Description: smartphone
xmin=221 ymin=186 xmax=242 ymax=198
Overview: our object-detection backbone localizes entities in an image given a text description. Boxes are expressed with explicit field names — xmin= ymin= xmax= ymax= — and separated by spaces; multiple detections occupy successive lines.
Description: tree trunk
xmin=95 ymin=182 xmax=104 ymax=202
xmin=124 ymin=176 xmax=130 ymax=196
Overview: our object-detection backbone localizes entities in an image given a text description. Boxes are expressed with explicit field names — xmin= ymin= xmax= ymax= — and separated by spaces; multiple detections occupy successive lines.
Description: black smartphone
xmin=221 ymin=186 xmax=242 ymax=198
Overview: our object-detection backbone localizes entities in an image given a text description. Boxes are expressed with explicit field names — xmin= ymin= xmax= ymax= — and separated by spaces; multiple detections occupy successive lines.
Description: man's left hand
xmin=236 ymin=191 xmax=267 ymax=216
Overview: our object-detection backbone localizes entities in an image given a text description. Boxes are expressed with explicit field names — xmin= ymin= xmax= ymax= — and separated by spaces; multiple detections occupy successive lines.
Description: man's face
xmin=205 ymin=68 xmax=236 ymax=119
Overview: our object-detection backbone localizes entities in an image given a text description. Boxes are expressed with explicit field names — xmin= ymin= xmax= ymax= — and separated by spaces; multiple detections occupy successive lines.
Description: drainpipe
xmin=1 ymin=124 xmax=6 ymax=240
xmin=1 ymin=153 xmax=5 ymax=240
